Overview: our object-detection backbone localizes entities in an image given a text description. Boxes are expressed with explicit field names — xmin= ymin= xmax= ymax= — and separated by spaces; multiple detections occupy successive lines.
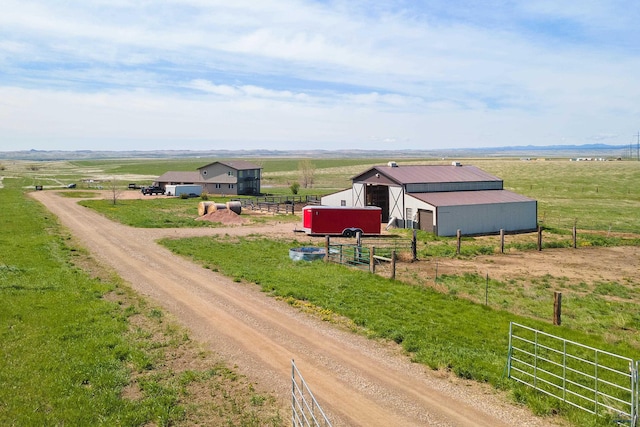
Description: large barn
xmin=321 ymin=162 xmax=537 ymax=236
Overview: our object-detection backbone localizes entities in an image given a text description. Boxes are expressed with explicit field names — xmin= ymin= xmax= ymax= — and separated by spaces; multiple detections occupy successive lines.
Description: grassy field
xmin=75 ymin=196 xmax=299 ymax=228
xmin=3 ymin=156 xmax=640 ymax=426
xmin=77 ymin=197 xmax=229 ymax=228
xmin=160 ymin=234 xmax=635 ymax=426
xmin=476 ymin=159 xmax=640 ymax=232
xmin=0 ymin=177 xmax=283 ymax=426
xmin=64 ymin=157 xmax=640 ymax=232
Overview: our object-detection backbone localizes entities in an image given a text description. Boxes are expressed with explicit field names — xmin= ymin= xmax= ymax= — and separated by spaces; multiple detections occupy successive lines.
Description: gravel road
xmin=31 ymin=191 xmax=559 ymax=427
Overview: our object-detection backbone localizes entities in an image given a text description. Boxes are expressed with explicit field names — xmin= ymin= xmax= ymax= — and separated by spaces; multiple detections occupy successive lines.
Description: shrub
xmin=289 ymin=182 xmax=300 ymax=195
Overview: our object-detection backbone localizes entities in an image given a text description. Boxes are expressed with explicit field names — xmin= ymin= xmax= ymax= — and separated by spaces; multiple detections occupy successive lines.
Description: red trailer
xmin=301 ymin=206 xmax=382 ymax=237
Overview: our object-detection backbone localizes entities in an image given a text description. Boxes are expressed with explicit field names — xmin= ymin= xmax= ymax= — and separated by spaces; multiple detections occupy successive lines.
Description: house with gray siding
xmin=321 ymin=162 xmax=537 ymax=236
xmin=155 ymin=161 xmax=262 ymax=196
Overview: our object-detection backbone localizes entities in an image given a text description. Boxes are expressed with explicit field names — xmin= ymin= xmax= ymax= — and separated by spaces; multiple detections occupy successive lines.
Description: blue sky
xmin=1 ymin=1 xmax=638 ymax=152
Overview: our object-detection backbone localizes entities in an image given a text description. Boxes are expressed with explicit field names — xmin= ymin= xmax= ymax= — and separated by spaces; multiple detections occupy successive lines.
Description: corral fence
xmin=447 ymin=222 xmax=640 ymax=257
xmin=324 ymin=233 xmax=418 ymax=278
xmin=291 ymin=360 xmax=332 ymax=427
xmin=235 ymin=195 xmax=322 ymax=214
xmin=507 ymin=322 xmax=638 ymax=426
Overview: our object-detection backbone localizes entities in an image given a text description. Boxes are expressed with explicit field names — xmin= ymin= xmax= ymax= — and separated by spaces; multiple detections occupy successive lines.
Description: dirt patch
xmin=399 ymin=245 xmax=640 ymax=290
xmin=195 ymin=209 xmax=248 ymax=225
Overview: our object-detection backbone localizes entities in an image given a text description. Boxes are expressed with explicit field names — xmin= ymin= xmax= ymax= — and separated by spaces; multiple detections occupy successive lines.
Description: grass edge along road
xmin=0 ymin=179 xmax=283 ymax=426
xmin=161 ymin=234 xmax=637 ymax=427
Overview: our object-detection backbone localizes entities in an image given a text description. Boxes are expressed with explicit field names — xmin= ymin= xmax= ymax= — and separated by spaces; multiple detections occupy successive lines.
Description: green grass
xmin=0 ymin=179 xmax=283 ymax=426
xmin=53 ymin=157 xmax=640 ymax=233
xmin=79 ymin=197 xmax=228 ymax=228
xmin=476 ymin=159 xmax=640 ymax=232
xmin=432 ymin=272 xmax=640 ymax=347
xmin=160 ymin=235 xmax=634 ymax=425
xmin=1 ymin=179 xmax=145 ymax=424
xmin=7 ymin=156 xmax=640 ymax=426
xmin=79 ymin=196 xmax=300 ymax=228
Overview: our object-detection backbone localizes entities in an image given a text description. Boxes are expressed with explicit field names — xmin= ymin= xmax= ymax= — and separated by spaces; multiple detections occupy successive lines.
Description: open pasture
xmin=2 ymin=155 xmax=640 ymax=426
xmin=81 ymin=156 xmax=640 ymax=233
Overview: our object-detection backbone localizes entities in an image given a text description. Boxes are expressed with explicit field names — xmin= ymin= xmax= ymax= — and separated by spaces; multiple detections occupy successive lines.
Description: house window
xmin=228 ymin=171 xmax=234 ymax=176
xmin=215 ymin=184 xmax=221 ymax=189
xmin=229 ymin=184 xmax=234 ymax=189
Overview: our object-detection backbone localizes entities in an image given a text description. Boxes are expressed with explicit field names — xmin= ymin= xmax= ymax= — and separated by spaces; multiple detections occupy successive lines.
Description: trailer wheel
xmin=342 ymin=228 xmax=362 ymax=238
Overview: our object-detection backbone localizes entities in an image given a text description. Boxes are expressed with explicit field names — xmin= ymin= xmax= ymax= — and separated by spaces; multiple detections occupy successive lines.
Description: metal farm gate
xmin=507 ymin=322 xmax=638 ymax=426
xmin=291 ymin=360 xmax=332 ymax=427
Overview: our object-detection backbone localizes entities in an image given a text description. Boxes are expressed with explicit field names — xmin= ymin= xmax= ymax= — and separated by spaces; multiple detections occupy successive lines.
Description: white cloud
xmin=0 ymin=1 xmax=638 ymax=151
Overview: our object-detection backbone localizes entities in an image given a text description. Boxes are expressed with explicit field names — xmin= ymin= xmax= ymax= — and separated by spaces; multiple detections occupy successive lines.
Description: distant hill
xmin=0 ymin=144 xmax=634 ymax=161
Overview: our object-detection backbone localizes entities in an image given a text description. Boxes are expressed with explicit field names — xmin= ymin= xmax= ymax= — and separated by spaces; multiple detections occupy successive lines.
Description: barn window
xmin=341 ymin=200 xmax=346 ymax=206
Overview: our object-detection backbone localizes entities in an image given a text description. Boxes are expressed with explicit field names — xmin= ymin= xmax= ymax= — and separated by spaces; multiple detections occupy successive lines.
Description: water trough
xmin=289 ymin=247 xmax=326 ymax=262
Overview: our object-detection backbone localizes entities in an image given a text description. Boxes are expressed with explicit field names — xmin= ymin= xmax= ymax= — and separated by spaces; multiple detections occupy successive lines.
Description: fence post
xmin=553 ymin=291 xmax=562 ymax=325
xmin=572 ymin=221 xmax=577 ymax=249
xmin=537 ymin=225 xmax=543 ymax=251
xmin=391 ymin=250 xmax=396 ymax=280
xmin=324 ymin=236 xmax=330 ymax=262
xmin=411 ymin=229 xmax=417 ymax=261
xmin=485 ymin=273 xmax=489 ymax=305
xmin=456 ymin=229 xmax=461 ymax=255
xmin=500 ymin=229 xmax=505 ymax=254
xmin=370 ymin=246 xmax=375 ymax=273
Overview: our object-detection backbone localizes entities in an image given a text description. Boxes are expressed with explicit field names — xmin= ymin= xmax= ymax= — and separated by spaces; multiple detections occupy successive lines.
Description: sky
xmin=1 ymin=1 xmax=639 ymax=152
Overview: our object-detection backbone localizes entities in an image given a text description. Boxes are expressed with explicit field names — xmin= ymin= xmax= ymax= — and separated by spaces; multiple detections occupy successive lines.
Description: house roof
xmin=197 ymin=160 xmax=262 ymax=171
xmin=353 ymin=164 xmax=502 ymax=185
xmin=409 ymin=190 xmax=536 ymax=207
xmin=156 ymin=171 xmax=201 ymax=183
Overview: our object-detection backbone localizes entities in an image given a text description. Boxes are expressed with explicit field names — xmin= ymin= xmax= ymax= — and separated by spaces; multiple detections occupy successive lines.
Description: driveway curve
xmin=31 ymin=191 xmax=557 ymax=427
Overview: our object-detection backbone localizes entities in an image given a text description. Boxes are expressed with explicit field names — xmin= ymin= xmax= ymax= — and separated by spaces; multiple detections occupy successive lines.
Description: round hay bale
xmin=226 ymin=201 xmax=242 ymax=215
xmin=211 ymin=203 xmax=227 ymax=212
xmin=198 ymin=201 xmax=215 ymax=216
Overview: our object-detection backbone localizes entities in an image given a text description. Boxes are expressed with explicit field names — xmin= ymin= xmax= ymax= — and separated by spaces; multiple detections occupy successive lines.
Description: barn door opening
xmin=366 ymin=185 xmax=389 ymax=222
xmin=418 ymin=209 xmax=434 ymax=232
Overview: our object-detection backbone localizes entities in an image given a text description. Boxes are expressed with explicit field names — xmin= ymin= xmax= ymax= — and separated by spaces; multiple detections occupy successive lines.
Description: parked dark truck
xmin=141 ymin=186 xmax=165 ymax=195
xmin=301 ymin=206 xmax=382 ymax=237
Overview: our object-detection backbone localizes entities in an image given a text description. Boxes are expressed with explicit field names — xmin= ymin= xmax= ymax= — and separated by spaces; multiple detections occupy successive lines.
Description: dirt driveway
xmin=31 ymin=191 xmax=559 ymax=427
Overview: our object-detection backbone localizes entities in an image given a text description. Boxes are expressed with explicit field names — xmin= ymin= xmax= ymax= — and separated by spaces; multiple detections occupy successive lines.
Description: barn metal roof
xmin=409 ymin=190 xmax=535 ymax=207
xmin=353 ymin=164 xmax=502 ymax=185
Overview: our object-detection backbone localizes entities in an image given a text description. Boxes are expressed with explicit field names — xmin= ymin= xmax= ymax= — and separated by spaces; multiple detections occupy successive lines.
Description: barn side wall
xmin=435 ymin=201 xmax=538 ymax=237
xmin=320 ymin=189 xmax=353 ymax=206
xmin=403 ymin=197 xmax=436 ymax=229
xmin=406 ymin=181 xmax=502 ymax=193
